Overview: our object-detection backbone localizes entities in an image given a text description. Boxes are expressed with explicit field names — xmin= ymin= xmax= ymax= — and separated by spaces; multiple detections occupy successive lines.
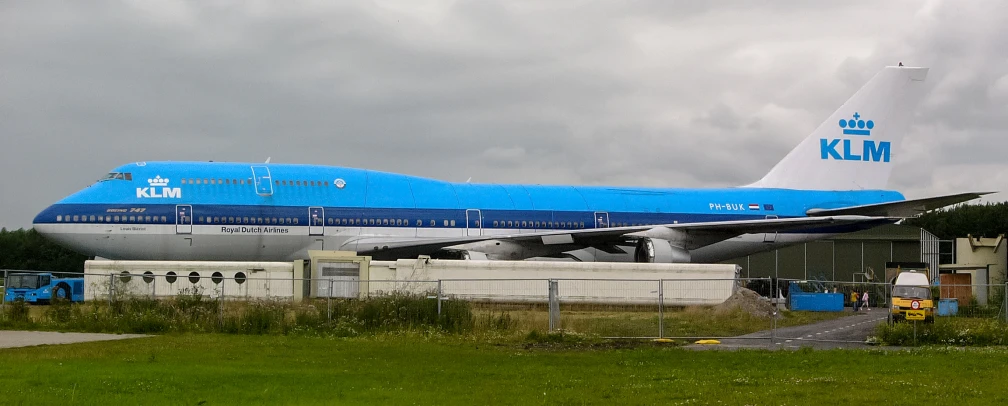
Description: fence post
xmin=152 ymin=275 xmax=157 ymax=300
xmin=1003 ymin=282 xmax=1007 ymax=324
xmin=437 ymin=280 xmax=443 ymax=316
xmin=658 ymin=279 xmax=664 ymax=339
xmin=770 ymin=278 xmax=776 ymax=345
xmin=327 ymin=279 xmax=332 ymax=322
xmin=108 ymin=274 xmax=114 ymax=306
xmin=548 ymin=279 xmax=559 ymax=332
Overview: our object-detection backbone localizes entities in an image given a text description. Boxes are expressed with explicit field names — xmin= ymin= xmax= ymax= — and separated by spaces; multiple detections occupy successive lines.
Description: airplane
xmin=32 ymin=66 xmax=987 ymax=263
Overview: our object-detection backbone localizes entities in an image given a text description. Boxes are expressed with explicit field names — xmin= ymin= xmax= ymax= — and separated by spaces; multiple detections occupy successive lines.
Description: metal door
xmin=594 ymin=211 xmax=610 ymax=228
xmin=466 ymin=209 xmax=482 ymax=236
xmin=176 ymin=205 xmax=192 ymax=234
xmin=317 ymin=262 xmax=359 ymax=298
xmin=763 ymin=215 xmax=778 ymax=243
xmin=309 ymin=207 xmax=324 ymax=236
xmin=251 ymin=166 xmax=273 ymax=196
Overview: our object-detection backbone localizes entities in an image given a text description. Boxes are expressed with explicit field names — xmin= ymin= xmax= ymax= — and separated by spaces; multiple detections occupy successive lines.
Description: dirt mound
xmin=714 ymin=287 xmax=777 ymax=318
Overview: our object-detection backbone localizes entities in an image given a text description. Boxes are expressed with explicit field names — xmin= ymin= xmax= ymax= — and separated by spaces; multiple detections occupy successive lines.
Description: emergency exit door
xmin=251 ymin=166 xmax=273 ymax=196
xmin=176 ymin=205 xmax=192 ymax=234
xmin=309 ymin=207 xmax=324 ymax=236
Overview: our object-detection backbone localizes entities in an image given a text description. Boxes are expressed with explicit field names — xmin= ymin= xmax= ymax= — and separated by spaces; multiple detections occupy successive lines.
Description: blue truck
xmin=3 ymin=272 xmax=84 ymax=304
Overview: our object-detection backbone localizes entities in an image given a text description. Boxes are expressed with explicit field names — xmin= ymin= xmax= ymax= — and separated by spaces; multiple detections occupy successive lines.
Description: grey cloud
xmin=1 ymin=0 xmax=1006 ymax=228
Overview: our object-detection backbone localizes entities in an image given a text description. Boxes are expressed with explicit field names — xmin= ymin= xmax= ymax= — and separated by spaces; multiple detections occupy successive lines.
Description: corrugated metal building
xmin=725 ymin=225 xmax=943 ymax=281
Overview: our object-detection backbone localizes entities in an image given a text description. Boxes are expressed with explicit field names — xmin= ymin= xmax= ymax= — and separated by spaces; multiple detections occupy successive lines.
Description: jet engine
xmin=633 ymin=238 xmax=691 ymax=263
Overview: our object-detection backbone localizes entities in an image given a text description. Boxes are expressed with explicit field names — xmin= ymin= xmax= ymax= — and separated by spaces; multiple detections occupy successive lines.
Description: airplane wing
xmin=805 ymin=192 xmax=991 ymax=218
xmin=345 ymin=215 xmax=896 ymax=260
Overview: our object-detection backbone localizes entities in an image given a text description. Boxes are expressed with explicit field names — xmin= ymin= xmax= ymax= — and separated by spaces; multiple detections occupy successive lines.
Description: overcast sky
xmin=2 ymin=0 xmax=1006 ymax=229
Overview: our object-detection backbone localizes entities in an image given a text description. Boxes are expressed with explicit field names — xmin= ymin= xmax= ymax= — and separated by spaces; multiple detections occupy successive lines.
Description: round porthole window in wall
xmin=142 ymin=271 xmax=154 ymax=284
xmin=211 ymin=272 xmax=223 ymax=285
xmin=165 ymin=271 xmax=177 ymax=284
xmin=119 ymin=271 xmax=132 ymax=283
xmin=234 ymin=272 xmax=247 ymax=285
xmin=188 ymin=271 xmax=200 ymax=284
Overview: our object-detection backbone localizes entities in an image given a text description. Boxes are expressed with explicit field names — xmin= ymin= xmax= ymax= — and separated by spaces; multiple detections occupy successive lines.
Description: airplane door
xmin=176 ymin=205 xmax=192 ymax=234
xmin=466 ymin=209 xmax=482 ymax=236
xmin=309 ymin=207 xmax=324 ymax=236
xmin=763 ymin=215 xmax=778 ymax=243
xmin=251 ymin=166 xmax=273 ymax=196
xmin=594 ymin=212 xmax=610 ymax=228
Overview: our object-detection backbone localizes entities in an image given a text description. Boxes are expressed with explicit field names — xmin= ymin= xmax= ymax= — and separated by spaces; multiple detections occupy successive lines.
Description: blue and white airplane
xmin=33 ymin=66 xmax=985 ymax=262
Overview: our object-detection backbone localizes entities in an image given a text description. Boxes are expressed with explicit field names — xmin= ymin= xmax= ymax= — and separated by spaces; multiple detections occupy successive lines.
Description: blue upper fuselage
xmin=33 ymin=161 xmax=905 ymax=228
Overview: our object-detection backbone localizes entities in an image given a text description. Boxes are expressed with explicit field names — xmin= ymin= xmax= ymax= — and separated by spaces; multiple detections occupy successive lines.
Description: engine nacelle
xmin=634 ymin=238 xmax=691 ymax=263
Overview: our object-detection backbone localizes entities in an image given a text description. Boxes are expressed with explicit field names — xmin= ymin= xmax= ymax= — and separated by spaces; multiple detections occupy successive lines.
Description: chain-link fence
xmin=3 ymin=270 xmax=1006 ymax=340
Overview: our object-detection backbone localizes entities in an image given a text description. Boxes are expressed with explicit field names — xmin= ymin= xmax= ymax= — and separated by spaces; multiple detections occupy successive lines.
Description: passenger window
xmin=521 ymin=221 xmax=527 ymax=228
xmin=355 ymin=219 xmax=361 ymax=225
xmin=493 ymin=221 xmax=498 ymax=227
xmin=145 ymin=216 xmax=151 ymax=222
xmin=210 ymin=179 xmax=215 ymax=185
xmin=310 ymin=181 xmax=315 ymax=186
xmin=73 ymin=215 xmax=79 ymax=222
xmin=507 ymin=221 xmax=512 ymax=227
xmin=275 ymin=180 xmax=280 ymax=185
xmin=107 ymin=216 xmax=112 ymax=222
xmin=450 ymin=220 xmax=456 ymax=227
xmin=113 ymin=216 xmax=120 ymax=222
xmin=416 ymin=219 xmax=422 ymax=227
xmin=129 ymin=216 xmax=136 ymax=222
xmin=199 ymin=217 xmax=205 ymax=223
xmin=225 ymin=179 xmax=230 ymax=185
xmin=293 ymin=218 xmax=298 ymax=224
xmin=213 ymin=217 xmax=219 ymax=223
xmin=181 ymin=179 xmax=187 ymax=184
xmin=579 ymin=222 xmax=584 ymax=228
xmin=89 ymin=215 xmax=95 ymax=222
xmin=328 ymin=218 xmax=333 ymax=225
xmin=203 ymin=179 xmax=209 ymax=184
xmin=343 ymin=219 xmax=349 ymax=225
xmin=394 ymin=219 xmax=400 ymax=226
xmin=218 ymin=179 xmax=223 ymax=185
xmin=381 ymin=219 xmax=387 ymax=225
xmin=56 ymin=215 xmax=63 ymax=222
xmin=443 ymin=220 xmax=449 ymax=227
xmin=243 ymin=217 xmax=249 ymax=223
xmin=161 ymin=216 xmax=166 ymax=222
xmin=195 ymin=179 xmax=201 ymax=184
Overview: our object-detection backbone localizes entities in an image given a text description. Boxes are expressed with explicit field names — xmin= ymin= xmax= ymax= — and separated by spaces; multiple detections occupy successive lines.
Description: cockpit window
xmin=100 ymin=172 xmax=133 ymax=181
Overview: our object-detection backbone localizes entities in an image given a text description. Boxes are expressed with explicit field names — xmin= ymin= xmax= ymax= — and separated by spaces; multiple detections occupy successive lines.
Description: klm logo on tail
xmin=820 ymin=112 xmax=890 ymax=162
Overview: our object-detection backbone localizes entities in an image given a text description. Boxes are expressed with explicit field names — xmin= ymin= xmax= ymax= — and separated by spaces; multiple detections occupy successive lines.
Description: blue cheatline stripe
xmin=37 ymin=203 xmax=774 ymax=228
xmin=34 ymin=203 xmax=898 ymax=235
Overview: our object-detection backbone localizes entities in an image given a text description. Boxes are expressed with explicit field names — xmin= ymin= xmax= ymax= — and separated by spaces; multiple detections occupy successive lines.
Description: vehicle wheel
xmin=53 ymin=283 xmax=71 ymax=301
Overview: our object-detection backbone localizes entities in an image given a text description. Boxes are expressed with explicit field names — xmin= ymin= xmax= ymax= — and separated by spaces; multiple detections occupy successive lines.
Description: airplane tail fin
xmin=747 ymin=66 xmax=930 ymax=190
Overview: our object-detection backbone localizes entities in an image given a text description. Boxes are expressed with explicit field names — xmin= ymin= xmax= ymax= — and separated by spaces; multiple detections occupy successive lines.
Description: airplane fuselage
xmin=33 ymin=161 xmax=904 ymax=262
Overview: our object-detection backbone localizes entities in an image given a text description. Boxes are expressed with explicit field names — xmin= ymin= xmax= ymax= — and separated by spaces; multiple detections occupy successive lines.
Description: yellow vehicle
xmin=890 ymin=271 xmax=935 ymax=323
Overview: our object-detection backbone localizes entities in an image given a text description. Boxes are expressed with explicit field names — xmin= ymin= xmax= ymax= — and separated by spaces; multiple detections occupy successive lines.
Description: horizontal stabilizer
xmin=805 ymin=192 xmax=991 ymax=217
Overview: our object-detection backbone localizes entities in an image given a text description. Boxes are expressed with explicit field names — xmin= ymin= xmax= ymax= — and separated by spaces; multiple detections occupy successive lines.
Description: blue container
xmin=938 ymin=298 xmax=959 ymax=316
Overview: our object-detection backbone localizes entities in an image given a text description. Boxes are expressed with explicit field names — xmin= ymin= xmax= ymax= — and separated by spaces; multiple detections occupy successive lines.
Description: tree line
xmin=903 ymin=201 xmax=1008 ymax=240
xmin=0 ymin=228 xmax=88 ymax=273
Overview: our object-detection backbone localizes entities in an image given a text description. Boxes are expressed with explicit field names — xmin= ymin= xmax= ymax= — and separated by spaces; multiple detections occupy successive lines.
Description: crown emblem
xmin=838 ymin=112 xmax=874 ymax=136
xmin=148 ymin=176 xmax=170 ymax=187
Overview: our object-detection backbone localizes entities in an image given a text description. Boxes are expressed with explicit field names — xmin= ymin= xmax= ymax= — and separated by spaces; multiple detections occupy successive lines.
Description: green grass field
xmin=2 ymin=334 xmax=1007 ymax=405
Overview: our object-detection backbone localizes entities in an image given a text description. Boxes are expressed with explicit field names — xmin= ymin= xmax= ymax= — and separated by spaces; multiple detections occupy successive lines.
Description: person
xmin=860 ymin=291 xmax=870 ymax=311
xmin=851 ymin=290 xmax=859 ymax=311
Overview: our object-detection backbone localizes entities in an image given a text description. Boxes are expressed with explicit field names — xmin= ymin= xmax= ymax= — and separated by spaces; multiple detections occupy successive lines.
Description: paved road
xmin=0 ymin=330 xmax=148 ymax=349
xmin=688 ymin=310 xmax=889 ymax=350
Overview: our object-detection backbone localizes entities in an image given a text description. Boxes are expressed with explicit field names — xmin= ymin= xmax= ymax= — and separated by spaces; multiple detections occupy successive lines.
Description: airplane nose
xmin=33 ymin=204 xmax=57 ymax=236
